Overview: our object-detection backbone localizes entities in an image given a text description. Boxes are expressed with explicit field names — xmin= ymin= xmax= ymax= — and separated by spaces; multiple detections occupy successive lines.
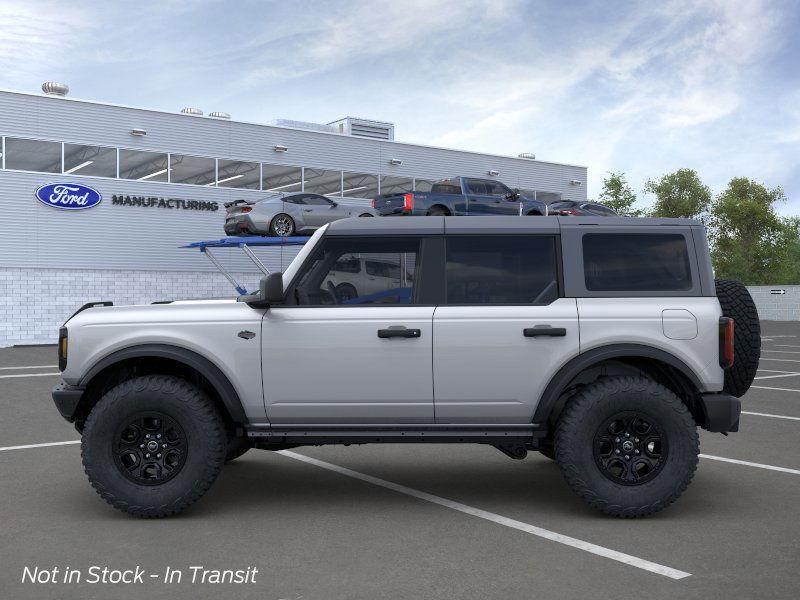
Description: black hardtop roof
xmin=325 ymin=216 xmax=702 ymax=236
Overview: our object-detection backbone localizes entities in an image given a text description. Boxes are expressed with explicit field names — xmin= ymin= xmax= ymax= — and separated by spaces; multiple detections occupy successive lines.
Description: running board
xmin=245 ymin=423 xmax=545 ymax=446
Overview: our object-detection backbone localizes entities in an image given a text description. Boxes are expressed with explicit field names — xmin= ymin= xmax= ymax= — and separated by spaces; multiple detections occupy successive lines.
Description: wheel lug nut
xmin=157 ymin=434 xmax=161 ymax=439
xmin=145 ymin=453 xmax=150 ymax=458
xmin=145 ymin=434 xmax=150 ymax=439
xmin=625 ymin=433 xmax=630 ymax=438
xmin=635 ymin=449 xmax=640 ymax=454
xmin=157 ymin=453 xmax=161 ymax=458
xmin=615 ymin=449 xmax=620 ymax=454
xmin=615 ymin=437 xmax=620 ymax=443
xmin=625 ymin=455 xmax=630 ymax=460
xmin=163 ymin=443 xmax=167 ymax=448
xmin=139 ymin=444 xmax=144 ymax=448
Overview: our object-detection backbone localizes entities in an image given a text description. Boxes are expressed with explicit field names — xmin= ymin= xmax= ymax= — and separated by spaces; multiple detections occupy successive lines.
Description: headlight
xmin=58 ymin=327 xmax=68 ymax=371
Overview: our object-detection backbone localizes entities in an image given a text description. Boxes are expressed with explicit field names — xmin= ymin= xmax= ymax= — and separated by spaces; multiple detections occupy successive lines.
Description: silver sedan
xmin=224 ymin=192 xmax=378 ymax=236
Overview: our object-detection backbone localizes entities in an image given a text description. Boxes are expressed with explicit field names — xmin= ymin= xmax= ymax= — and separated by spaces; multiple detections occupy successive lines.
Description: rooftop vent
xmin=180 ymin=107 xmax=203 ymax=116
xmin=42 ymin=82 xmax=69 ymax=97
xmin=209 ymin=111 xmax=230 ymax=119
xmin=269 ymin=119 xmax=337 ymax=134
xmin=329 ymin=117 xmax=394 ymax=141
xmin=518 ymin=152 xmax=536 ymax=160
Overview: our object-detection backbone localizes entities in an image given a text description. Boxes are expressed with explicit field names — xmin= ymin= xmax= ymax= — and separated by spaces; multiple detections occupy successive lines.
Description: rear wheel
xmin=358 ymin=213 xmax=374 ymax=217
xmin=81 ymin=375 xmax=226 ymax=518
xmin=269 ymin=214 xmax=295 ymax=237
xmin=225 ymin=435 xmax=251 ymax=463
xmin=555 ymin=376 xmax=698 ymax=518
xmin=426 ymin=206 xmax=449 ymax=216
xmin=715 ymin=278 xmax=760 ymax=397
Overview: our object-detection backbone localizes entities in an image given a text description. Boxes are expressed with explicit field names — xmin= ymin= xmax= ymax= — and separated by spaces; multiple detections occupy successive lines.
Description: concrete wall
xmin=747 ymin=286 xmax=800 ymax=321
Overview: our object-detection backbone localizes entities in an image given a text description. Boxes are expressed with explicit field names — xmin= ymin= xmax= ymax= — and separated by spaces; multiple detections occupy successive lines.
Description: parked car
xmin=548 ymin=200 xmax=617 ymax=216
xmin=224 ymin=192 xmax=377 ymax=236
xmin=54 ymin=216 xmax=760 ymax=518
xmin=325 ymin=256 xmax=414 ymax=303
xmin=371 ymin=177 xmax=547 ymax=217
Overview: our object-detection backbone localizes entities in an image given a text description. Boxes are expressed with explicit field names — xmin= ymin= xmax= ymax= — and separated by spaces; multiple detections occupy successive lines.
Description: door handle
xmin=523 ymin=326 xmax=567 ymax=337
xmin=378 ymin=327 xmax=421 ymax=339
xmin=303 ymin=208 xmax=313 ymax=212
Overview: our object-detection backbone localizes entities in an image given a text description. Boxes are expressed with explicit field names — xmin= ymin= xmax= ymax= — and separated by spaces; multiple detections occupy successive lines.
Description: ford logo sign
xmin=35 ymin=183 xmax=102 ymax=210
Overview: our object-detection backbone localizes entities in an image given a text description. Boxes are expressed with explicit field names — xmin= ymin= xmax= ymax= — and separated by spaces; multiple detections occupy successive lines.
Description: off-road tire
xmin=426 ymin=206 xmax=449 ymax=216
xmin=81 ymin=375 xmax=226 ymax=518
xmin=715 ymin=278 xmax=760 ymax=397
xmin=225 ymin=436 xmax=251 ymax=463
xmin=555 ymin=376 xmax=699 ymax=518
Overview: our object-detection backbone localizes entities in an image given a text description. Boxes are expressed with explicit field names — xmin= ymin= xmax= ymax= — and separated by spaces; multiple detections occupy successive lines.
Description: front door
xmin=298 ymin=194 xmax=345 ymax=228
xmin=433 ymin=234 xmax=580 ymax=422
xmin=262 ymin=235 xmax=434 ymax=423
xmin=464 ymin=179 xmax=519 ymax=215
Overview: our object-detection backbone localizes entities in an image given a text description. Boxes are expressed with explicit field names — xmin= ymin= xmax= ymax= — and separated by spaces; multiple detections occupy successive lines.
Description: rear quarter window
xmin=583 ymin=233 xmax=692 ymax=292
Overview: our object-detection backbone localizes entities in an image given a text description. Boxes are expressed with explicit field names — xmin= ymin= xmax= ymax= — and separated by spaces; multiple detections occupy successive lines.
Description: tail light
xmin=58 ymin=327 xmax=68 ymax=371
xmin=240 ymin=207 xmax=252 ymax=213
xmin=371 ymin=198 xmax=377 ymax=209
xmin=559 ymin=209 xmax=579 ymax=216
xmin=403 ymin=193 xmax=414 ymax=212
xmin=719 ymin=317 xmax=735 ymax=368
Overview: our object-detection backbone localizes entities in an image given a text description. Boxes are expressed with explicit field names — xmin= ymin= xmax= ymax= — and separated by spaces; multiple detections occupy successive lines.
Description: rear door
xmin=433 ymin=233 xmax=579 ymax=423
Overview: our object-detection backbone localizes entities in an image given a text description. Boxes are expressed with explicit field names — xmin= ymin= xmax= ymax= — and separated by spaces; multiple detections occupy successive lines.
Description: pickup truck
xmin=372 ymin=177 xmax=547 ymax=217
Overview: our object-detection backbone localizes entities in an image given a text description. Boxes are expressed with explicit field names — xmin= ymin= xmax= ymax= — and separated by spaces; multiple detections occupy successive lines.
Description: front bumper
xmin=699 ymin=392 xmax=741 ymax=432
xmin=52 ymin=382 xmax=84 ymax=422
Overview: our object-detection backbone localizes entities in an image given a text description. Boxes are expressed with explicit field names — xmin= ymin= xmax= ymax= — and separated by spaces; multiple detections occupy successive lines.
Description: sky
xmin=1 ymin=0 xmax=799 ymax=214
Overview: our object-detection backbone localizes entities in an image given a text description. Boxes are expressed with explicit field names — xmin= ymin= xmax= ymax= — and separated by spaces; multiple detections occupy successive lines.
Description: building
xmin=0 ymin=86 xmax=588 ymax=347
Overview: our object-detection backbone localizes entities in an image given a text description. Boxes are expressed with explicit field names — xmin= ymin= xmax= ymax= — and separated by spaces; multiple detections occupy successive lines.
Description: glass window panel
xmin=262 ymin=163 xmax=302 ymax=193
xmin=414 ymin=178 xmax=436 ymax=192
xmin=341 ymin=171 xmax=379 ymax=199
xmin=379 ymin=175 xmax=413 ymax=195
xmin=294 ymin=237 xmax=419 ymax=305
xmin=536 ymin=191 xmax=562 ymax=204
xmin=583 ymin=234 xmax=692 ymax=292
xmin=4 ymin=138 xmax=61 ymax=173
xmin=217 ymin=159 xmax=260 ymax=189
xmin=119 ymin=149 xmax=169 ymax=182
xmin=431 ymin=180 xmax=462 ymax=195
xmin=170 ymin=154 xmax=216 ymax=186
xmin=304 ymin=168 xmax=342 ymax=196
xmin=63 ymin=144 xmax=116 ymax=177
xmin=445 ymin=236 xmax=558 ymax=305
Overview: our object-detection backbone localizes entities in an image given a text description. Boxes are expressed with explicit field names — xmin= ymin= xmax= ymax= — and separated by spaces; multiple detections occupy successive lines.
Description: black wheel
xmin=555 ymin=376 xmax=698 ymax=518
xmin=334 ymin=283 xmax=358 ymax=302
xmin=715 ymin=278 xmax=760 ymax=397
xmin=426 ymin=206 xmax=449 ymax=216
xmin=269 ymin=213 xmax=295 ymax=237
xmin=225 ymin=435 xmax=251 ymax=463
xmin=81 ymin=375 xmax=226 ymax=518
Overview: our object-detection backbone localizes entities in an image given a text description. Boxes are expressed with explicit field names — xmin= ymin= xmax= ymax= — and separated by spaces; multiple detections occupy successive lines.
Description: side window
xmin=582 ymin=233 xmax=692 ymax=291
xmin=485 ymin=181 xmax=511 ymax=197
xmin=430 ymin=180 xmax=461 ymax=195
xmin=284 ymin=195 xmax=305 ymax=205
xmin=304 ymin=194 xmax=334 ymax=206
xmin=293 ymin=237 xmax=419 ymax=305
xmin=465 ymin=179 xmax=489 ymax=195
xmin=445 ymin=236 xmax=559 ymax=304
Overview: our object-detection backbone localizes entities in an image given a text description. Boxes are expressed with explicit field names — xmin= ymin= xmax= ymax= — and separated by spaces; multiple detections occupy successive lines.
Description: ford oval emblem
xmin=35 ymin=183 xmax=102 ymax=210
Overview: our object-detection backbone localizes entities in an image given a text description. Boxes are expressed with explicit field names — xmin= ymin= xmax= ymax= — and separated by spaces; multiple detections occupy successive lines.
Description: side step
xmin=245 ymin=423 xmax=545 ymax=446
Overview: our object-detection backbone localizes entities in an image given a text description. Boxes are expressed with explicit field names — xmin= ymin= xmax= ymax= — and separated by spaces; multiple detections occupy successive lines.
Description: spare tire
xmin=715 ymin=279 xmax=760 ymax=397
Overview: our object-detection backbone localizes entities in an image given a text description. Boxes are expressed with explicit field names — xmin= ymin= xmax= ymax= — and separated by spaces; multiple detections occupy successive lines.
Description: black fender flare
xmin=532 ymin=344 xmax=704 ymax=425
xmin=79 ymin=344 xmax=247 ymax=423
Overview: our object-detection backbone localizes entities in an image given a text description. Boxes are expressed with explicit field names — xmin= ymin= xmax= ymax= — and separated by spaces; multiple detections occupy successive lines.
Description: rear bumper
xmin=52 ymin=382 xmax=84 ymax=422
xmin=699 ymin=392 xmax=741 ymax=432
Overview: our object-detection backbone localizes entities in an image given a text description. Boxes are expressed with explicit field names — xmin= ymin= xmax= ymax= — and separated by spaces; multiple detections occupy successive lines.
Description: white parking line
xmin=754 ymin=372 xmax=800 ymax=380
xmin=762 ymin=350 xmax=800 ymax=355
xmin=0 ymin=440 xmax=80 ymax=452
xmin=0 ymin=365 xmax=58 ymax=370
xmin=770 ymin=344 xmax=800 ymax=349
xmin=762 ymin=335 xmax=797 ymax=338
xmin=0 ymin=372 xmax=61 ymax=379
xmin=751 ymin=385 xmax=800 ymax=393
xmin=278 ymin=450 xmax=692 ymax=580
xmin=758 ymin=357 xmax=800 ymax=364
xmin=742 ymin=411 xmax=800 ymax=421
xmin=700 ymin=454 xmax=800 ymax=475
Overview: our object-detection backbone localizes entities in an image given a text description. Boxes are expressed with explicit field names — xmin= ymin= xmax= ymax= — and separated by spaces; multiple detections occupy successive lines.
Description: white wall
xmin=747 ymin=286 xmax=800 ymax=321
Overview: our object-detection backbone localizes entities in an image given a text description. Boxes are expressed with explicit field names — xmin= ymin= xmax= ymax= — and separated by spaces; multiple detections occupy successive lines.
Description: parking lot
xmin=1 ymin=321 xmax=799 ymax=600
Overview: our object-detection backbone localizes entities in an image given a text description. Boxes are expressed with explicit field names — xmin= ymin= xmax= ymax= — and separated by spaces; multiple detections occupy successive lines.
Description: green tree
xmin=644 ymin=168 xmax=711 ymax=219
xmin=598 ymin=171 xmax=643 ymax=216
xmin=709 ymin=177 xmax=795 ymax=284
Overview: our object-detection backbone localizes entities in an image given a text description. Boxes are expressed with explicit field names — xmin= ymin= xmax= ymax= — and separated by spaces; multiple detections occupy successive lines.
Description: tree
xmin=644 ymin=168 xmax=711 ymax=219
xmin=709 ymin=177 xmax=795 ymax=284
xmin=598 ymin=171 xmax=643 ymax=216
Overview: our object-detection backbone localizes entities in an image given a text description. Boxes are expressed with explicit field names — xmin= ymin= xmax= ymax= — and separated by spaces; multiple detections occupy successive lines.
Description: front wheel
xmin=555 ymin=376 xmax=698 ymax=518
xmin=81 ymin=375 xmax=227 ymax=518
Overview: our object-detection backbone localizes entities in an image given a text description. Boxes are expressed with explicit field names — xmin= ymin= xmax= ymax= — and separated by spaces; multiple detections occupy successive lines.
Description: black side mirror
xmin=240 ymin=272 xmax=284 ymax=308
xmin=330 ymin=201 xmax=338 ymax=208
xmin=262 ymin=272 xmax=284 ymax=304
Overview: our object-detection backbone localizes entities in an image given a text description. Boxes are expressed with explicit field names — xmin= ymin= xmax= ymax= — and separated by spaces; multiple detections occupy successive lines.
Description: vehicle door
xmin=262 ymin=235 xmax=435 ymax=423
xmin=464 ymin=179 xmax=519 ymax=215
xmin=433 ymin=233 xmax=580 ymax=423
xmin=299 ymin=194 xmax=346 ymax=227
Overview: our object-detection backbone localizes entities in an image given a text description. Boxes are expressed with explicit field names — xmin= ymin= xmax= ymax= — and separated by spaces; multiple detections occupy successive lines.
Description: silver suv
xmin=52 ymin=217 xmax=761 ymax=518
